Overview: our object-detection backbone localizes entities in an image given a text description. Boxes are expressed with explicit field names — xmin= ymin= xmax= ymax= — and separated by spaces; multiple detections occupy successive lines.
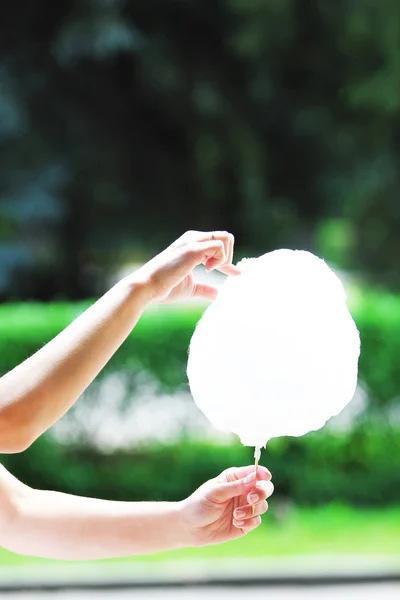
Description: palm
xmin=187 ymin=476 xmax=250 ymax=545
xmin=181 ymin=465 xmax=272 ymax=548
xmin=200 ymin=495 xmax=246 ymax=544
xmin=159 ymin=273 xmax=197 ymax=303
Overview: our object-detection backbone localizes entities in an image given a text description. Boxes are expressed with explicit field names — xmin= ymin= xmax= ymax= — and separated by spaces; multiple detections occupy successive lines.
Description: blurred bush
xmin=1 ymin=291 xmax=400 ymax=506
xmin=4 ymin=0 xmax=400 ymax=299
xmin=2 ymin=428 xmax=399 ymax=507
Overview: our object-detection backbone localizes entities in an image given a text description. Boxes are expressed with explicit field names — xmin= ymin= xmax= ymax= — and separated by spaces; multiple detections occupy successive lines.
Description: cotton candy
xmin=187 ymin=250 xmax=360 ymax=455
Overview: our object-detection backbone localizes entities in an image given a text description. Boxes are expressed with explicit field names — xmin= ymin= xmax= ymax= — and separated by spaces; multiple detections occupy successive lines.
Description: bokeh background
xmin=0 ymin=0 xmax=399 ymax=578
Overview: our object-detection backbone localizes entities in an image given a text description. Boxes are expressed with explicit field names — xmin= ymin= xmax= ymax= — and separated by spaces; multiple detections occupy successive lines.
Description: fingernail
xmin=234 ymin=520 xmax=245 ymax=527
xmin=234 ymin=509 xmax=246 ymax=519
xmin=248 ymin=493 xmax=259 ymax=505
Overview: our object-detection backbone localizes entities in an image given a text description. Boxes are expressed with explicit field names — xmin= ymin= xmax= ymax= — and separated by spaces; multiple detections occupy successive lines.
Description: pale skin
xmin=0 ymin=230 xmax=274 ymax=560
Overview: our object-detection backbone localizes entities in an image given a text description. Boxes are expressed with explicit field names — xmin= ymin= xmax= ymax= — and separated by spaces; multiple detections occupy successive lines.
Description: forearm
xmin=0 ymin=276 xmax=150 ymax=452
xmin=3 ymin=487 xmax=188 ymax=560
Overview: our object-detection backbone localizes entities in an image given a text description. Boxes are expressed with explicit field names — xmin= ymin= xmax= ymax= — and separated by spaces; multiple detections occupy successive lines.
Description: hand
xmin=179 ymin=465 xmax=274 ymax=547
xmin=133 ymin=230 xmax=241 ymax=304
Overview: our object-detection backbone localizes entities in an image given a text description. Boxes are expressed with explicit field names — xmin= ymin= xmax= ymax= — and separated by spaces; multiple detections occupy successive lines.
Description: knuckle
xmin=246 ymin=516 xmax=261 ymax=530
xmin=183 ymin=230 xmax=197 ymax=238
xmin=184 ymin=242 xmax=199 ymax=256
xmin=222 ymin=467 xmax=237 ymax=480
xmin=212 ymin=242 xmax=226 ymax=261
xmin=222 ymin=232 xmax=231 ymax=247
xmin=259 ymin=481 xmax=274 ymax=497
xmin=217 ymin=241 xmax=226 ymax=255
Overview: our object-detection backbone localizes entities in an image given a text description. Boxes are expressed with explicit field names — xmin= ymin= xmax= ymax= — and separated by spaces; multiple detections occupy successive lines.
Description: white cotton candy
xmin=187 ymin=249 xmax=360 ymax=452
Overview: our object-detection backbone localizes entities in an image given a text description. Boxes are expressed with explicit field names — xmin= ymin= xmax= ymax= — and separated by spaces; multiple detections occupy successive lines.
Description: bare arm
xmin=0 ymin=279 xmax=149 ymax=453
xmin=0 ymin=231 xmax=239 ymax=453
xmin=0 ymin=464 xmax=187 ymax=559
xmin=0 ymin=464 xmax=273 ymax=560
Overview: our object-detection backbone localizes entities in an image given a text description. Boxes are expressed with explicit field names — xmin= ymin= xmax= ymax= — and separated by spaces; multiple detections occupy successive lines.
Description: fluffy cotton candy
xmin=187 ymin=250 xmax=360 ymax=451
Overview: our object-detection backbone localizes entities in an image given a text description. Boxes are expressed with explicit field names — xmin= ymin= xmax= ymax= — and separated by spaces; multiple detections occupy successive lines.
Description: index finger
xmin=219 ymin=465 xmax=272 ymax=483
xmin=217 ymin=264 xmax=242 ymax=276
xmin=183 ymin=231 xmax=240 ymax=275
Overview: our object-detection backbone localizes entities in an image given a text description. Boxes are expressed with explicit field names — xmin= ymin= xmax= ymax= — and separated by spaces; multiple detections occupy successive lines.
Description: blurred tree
xmin=1 ymin=0 xmax=400 ymax=298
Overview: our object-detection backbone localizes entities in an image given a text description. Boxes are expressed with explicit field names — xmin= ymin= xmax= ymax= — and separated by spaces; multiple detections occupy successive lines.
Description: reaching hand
xmin=180 ymin=465 xmax=274 ymax=547
xmin=134 ymin=230 xmax=241 ymax=303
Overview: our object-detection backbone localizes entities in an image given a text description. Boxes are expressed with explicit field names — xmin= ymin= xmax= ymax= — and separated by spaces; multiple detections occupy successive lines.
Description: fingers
xmin=227 ymin=232 xmax=234 ymax=265
xmin=233 ymin=480 xmax=274 ymax=526
xmin=204 ymin=231 xmax=235 ymax=273
xmin=218 ymin=465 xmax=272 ymax=484
xmin=212 ymin=465 xmax=272 ymax=500
xmin=237 ymin=515 xmax=262 ymax=534
xmin=178 ymin=230 xmax=239 ymax=274
xmin=211 ymin=466 xmax=273 ymax=503
xmin=211 ymin=470 xmax=258 ymax=503
xmin=218 ymin=263 xmax=242 ymax=276
xmin=233 ymin=501 xmax=268 ymax=528
xmin=191 ymin=282 xmax=219 ymax=301
xmin=184 ymin=240 xmax=227 ymax=272
xmin=232 ymin=479 xmax=274 ymax=531
xmin=248 ymin=480 xmax=275 ymax=504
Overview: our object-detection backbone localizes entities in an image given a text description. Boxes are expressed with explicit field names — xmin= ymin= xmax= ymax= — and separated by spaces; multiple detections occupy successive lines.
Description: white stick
xmin=252 ymin=445 xmax=262 ymax=515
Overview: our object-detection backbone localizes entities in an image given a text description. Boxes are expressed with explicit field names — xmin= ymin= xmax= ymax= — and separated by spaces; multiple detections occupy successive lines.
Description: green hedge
xmin=2 ymin=427 xmax=398 ymax=507
xmin=0 ymin=302 xmax=200 ymax=389
xmin=1 ymin=291 xmax=400 ymax=506
xmin=1 ymin=291 xmax=400 ymax=404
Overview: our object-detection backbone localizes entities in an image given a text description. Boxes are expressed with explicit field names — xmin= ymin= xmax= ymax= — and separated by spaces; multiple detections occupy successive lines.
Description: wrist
xmin=118 ymin=272 xmax=154 ymax=308
xmin=172 ymin=500 xmax=195 ymax=548
xmin=175 ymin=498 xmax=202 ymax=548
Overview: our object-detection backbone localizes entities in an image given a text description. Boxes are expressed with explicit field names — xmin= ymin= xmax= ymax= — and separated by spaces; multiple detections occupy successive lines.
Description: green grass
xmin=1 ymin=504 xmax=399 ymax=568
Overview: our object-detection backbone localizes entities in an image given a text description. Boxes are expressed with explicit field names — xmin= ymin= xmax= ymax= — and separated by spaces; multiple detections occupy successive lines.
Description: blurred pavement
xmin=4 ymin=583 xmax=400 ymax=600
xmin=1 ymin=556 xmax=399 ymax=593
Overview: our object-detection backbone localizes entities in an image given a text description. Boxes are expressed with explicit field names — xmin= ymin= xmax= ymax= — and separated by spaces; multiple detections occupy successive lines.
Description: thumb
xmin=210 ymin=471 xmax=257 ymax=503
